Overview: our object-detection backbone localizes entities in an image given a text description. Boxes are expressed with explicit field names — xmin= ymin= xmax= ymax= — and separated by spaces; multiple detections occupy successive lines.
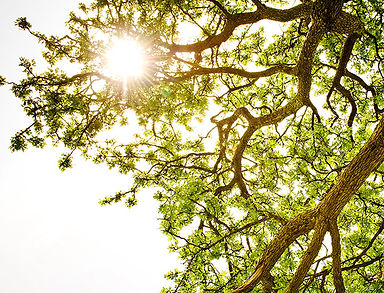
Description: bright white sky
xmin=0 ymin=1 xmax=178 ymax=292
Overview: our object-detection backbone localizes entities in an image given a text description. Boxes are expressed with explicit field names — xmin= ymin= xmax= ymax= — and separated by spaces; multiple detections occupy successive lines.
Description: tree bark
xmin=232 ymin=115 xmax=384 ymax=292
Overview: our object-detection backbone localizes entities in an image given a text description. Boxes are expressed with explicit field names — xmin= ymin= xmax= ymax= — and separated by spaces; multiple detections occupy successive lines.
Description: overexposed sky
xmin=0 ymin=1 xmax=177 ymax=292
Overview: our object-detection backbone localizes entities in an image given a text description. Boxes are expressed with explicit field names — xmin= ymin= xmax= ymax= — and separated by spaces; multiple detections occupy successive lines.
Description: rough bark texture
xmin=167 ymin=0 xmax=371 ymax=291
xmin=232 ymin=109 xmax=384 ymax=293
xmin=329 ymin=220 xmax=345 ymax=293
xmin=229 ymin=0 xmax=380 ymax=292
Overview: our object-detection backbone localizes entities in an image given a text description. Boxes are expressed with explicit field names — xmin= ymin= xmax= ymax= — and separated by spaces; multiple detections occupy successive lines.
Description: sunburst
xmin=105 ymin=38 xmax=145 ymax=79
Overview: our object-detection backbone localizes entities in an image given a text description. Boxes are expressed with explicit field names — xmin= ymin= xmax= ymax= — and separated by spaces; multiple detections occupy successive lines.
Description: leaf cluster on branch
xmin=4 ymin=0 xmax=384 ymax=292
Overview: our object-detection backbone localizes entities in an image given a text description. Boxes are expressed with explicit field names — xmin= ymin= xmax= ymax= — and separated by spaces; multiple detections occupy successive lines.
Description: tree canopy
xmin=4 ymin=0 xmax=384 ymax=291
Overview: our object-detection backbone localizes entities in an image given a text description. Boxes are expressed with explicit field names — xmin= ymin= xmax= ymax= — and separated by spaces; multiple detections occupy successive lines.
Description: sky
xmin=0 ymin=1 xmax=178 ymax=292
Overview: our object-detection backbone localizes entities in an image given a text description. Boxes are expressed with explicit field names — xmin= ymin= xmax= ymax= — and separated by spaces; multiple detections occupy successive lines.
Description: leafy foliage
xmin=5 ymin=0 xmax=384 ymax=292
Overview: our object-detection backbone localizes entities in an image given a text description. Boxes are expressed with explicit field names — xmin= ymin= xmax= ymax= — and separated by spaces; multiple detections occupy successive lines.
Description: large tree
xmin=4 ymin=0 xmax=384 ymax=291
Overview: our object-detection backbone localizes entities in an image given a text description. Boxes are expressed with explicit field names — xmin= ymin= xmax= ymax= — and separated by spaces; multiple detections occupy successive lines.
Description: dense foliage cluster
xmin=5 ymin=0 xmax=384 ymax=292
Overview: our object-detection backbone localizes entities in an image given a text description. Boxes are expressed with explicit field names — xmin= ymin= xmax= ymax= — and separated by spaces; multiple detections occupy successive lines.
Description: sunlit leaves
xmin=7 ymin=0 xmax=384 ymax=291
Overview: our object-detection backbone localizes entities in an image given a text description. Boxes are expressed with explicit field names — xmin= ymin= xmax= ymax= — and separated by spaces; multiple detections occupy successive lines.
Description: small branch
xmin=207 ymin=0 xmax=231 ymax=17
xmin=365 ymin=31 xmax=384 ymax=81
xmin=202 ymin=216 xmax=272 ymax=252
xmin=335 ymin=84 xmax=357 ymax=127
xmin=47 ymin=71 xmax=116 ymax=87
xmin=343 ymin=255 xmax=383 ymax=271
xmin=346 ymin=219 xmax=384 ymax=267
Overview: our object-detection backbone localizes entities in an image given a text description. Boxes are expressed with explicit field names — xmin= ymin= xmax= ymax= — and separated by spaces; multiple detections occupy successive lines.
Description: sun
xmin=105 ymin=38 xmax=145 ymax=78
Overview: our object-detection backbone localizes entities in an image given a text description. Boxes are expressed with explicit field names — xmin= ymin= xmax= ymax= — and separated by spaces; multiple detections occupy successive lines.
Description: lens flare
xmin=105 ymin=38 xmax=144 ymax=78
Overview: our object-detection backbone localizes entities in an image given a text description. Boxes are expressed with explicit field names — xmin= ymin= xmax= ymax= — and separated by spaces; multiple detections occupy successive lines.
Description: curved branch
xmin=211 ymin=18 xmax=327 ymax=216
xmin=202 ymin=216 xmax=273 ymax=252
xmin=162 ymin=2 xmax=313 ymax=53
xmin=321 ymin=62 xmax=375 ymax=94
xmin=336 ymin=84 xmax=357 ymax=127
xmin=326 ymin=33 xmax=360 ymax=105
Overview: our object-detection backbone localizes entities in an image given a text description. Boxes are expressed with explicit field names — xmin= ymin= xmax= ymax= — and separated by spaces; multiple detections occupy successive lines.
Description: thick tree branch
xmin=308 ymin=220 xmax=384 ymax=282
xmin=318 ymin=116 xmax=384 ymax=217
xmin=161 ymin=2 xmax=313 ymax=53
xmin=225 ymin=19 xmax=328 ymax=201
xmin=232 ymin=111 xmax=384 ymax=293
xmin=231 ymin=208 xmax=318 ymax=293
xmin=329 ymin=220 xmax=345 ymax=293
xmin=169 ymin=64 xmax=296 ymax=82
xmin=284 ymin=220 xmax=328 ymax=293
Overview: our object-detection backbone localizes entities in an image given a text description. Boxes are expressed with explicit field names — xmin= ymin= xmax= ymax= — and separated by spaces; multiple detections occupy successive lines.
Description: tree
xmin=4 ymin=0 xmax=384 ymax=291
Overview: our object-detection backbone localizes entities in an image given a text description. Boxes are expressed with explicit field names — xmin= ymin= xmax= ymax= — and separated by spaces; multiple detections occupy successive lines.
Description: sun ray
xmin=105 ymin=38 xmax=145 ymax=79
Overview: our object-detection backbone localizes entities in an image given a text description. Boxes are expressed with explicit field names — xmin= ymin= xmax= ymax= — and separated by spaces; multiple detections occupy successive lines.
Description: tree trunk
xmin=232 ymin=116 xmax=384 ymax=292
